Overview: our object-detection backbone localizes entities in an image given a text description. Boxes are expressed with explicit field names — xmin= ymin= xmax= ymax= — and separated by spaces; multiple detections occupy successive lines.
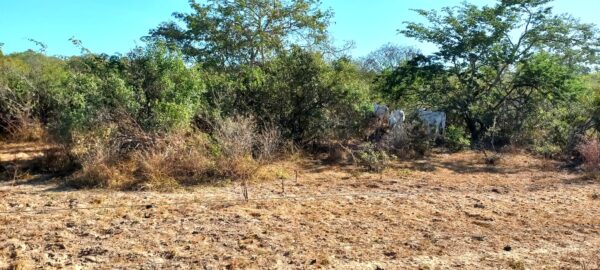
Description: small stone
xmin=503 ymin=245 xmax=512 ymax=252
xmin=472 ymin=235 xmax=485 ymax=241
xmin=383 ymin=251 xmax=397 ymax=259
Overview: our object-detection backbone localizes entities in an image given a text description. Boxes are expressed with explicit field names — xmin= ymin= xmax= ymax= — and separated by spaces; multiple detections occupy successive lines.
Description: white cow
xmin=417 ymin=108 xmax=446 ymax=136
xmin=373 ymin=104 xmax=389 ymax=119
xmin=388 ymin=109 xmax=405 ymax=129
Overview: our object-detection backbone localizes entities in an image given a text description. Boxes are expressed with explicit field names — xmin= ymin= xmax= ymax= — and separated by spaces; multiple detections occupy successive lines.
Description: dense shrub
xmin=379 ymin=118 xmax=431 ymax=157
xmin=3 ymin=0 xmax=600 ymax=190
xmin=357 ymin=143 xmax=389 ymax=172
xmin=67 ymin=131 xmax=216 ymax=190
xmin=212 ymin=47 xmax=372 ymax=144
xmin=445 ymin=125 xmax=470 ymax=152
xmin=0 ymin=51 xmax=68 ymax=139
xmin=54 ymin=43 xmax=205 ymax=140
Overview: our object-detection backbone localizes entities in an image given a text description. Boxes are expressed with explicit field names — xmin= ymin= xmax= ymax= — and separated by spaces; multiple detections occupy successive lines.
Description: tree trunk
xmin=465 ymin=115 xmax=481 ymax=146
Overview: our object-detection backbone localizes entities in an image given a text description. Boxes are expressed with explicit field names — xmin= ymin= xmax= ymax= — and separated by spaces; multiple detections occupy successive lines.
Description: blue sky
xmin=0 ymin=0 xmax=598 ymax=58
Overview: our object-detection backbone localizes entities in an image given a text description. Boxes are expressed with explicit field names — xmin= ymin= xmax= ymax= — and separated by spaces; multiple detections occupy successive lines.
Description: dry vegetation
xmin=1 ymin=142 xmax=599 ymax=269
xmin=578 ymin=137 xmax=600 ymax=174
xmin=2 ymin=0 xmax=599 ymax=268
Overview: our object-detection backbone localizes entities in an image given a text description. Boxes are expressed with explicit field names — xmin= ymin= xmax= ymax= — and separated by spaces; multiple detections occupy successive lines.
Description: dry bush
xmin=132 ymin=133 xmax=215 ymax=190
xmin=45 ymin=114 xmax=275 ymax=190
xmin=380 ymin=125 xmax=409 ymax=150
xmin=66 ymin=128 xmax=125 ymax=188
xmin=29 ymin=146 xmax=78 ymax=176
xmin=68 ymin=163 xmax=125 ymax=189
xmin=0 ymin=117 xmax=46 ymax=142
xmin=216 ymin=155 xmax=258 ymax=180
xmin=380 ymin=121 xmax=430 ymax=158
xmin=212 ymin=115 xmax=262 ymax=182
xmin=215 ymin=115 xmax=256 ymax=158
xmin=68 ymin=130 xmax=217 ymax=190
xmin=356 ymin=143 xmax=389 ymax=172
xmin=326 ymin=143 xmax=352 ymax=163
xmin=256 ymin=123 xmax=282 ymax=162
xmin=577 ymin=137 xmax=600 ymax=173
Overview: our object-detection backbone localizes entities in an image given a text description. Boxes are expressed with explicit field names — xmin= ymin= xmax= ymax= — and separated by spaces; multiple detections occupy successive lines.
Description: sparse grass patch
xmin=254 ymin=164 xmax=292 ymax=182
xmin=507 ymin=258 xmax=526 ymax=270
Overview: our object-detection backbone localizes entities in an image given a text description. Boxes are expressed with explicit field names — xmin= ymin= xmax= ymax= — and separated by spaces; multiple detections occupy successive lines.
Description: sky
xmin=0 ymin=0 xmax=599 ymax=58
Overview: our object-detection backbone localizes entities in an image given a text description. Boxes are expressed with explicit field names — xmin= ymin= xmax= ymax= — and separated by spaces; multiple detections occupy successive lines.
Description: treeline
xmin=1 ymin=0 xmax=599 ymax=188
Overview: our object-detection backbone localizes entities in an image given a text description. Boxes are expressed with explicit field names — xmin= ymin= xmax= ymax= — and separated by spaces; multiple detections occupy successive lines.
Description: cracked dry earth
xmin=1 ymin=143 xmax=600 ymax=269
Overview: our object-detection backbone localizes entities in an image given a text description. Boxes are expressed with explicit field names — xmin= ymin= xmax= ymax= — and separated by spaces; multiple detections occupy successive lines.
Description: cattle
xmin=373 ymin=104 xmax=389 ymax=119
xmin=388 ymin=109 xmax=405 ymax=129
xmin=417 ymin=108 xmax=446 ymax=136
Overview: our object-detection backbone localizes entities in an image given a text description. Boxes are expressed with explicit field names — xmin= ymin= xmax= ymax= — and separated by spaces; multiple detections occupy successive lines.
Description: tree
xmin=146 ymin=0 xmax=332 ymax=69
xmin=200 ymin=47 xmax=370 ymax=143
xmin=0 ymin=51 xmax=69 ymax=135
xmin=360 ymin=43 xmax=420 ymax=73
xmin=54 ymin=43 xmax=205 ymax=139
xmin=388 ymin=0 xmax=600 ymax=143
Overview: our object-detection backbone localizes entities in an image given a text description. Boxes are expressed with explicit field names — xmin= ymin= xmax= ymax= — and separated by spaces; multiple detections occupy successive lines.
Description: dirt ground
xmin=1 ymin=142 xmax=599 ymax=269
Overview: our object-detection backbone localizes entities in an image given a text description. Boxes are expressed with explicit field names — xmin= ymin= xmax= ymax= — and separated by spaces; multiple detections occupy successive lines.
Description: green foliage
xmin=200 ymin=47 xmax=371 ymax=144
xmin=144 ymin=0 xmax=370 ymax=144
xmin=358 ymin=143 xmax=389 ymax=172
xmin=147 ymin=0 xmax=332 ymax=69
xmin=125 ymin=44 xmax=205 ymax=131
xmin=392 ymin=0 xmax=600 ymax=144
xmin=0 ymin=51 xmax=69 ymax=134
xmin=445 ymin=125 xmax=470 ymax=152
xmin=589 ymin=75 xmax=600 ymax=133
xmin=53 ymin=43 xmax=205 ymax=138
xmin=260 ymin=48 xmax=371 ymax=143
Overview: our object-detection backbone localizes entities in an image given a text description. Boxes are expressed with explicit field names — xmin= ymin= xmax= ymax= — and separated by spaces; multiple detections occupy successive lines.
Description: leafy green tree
xmin=123 ymin=44 xmax=205 ymax=131
xmin=586 ymin=73 xmax=600 ymax=133
xmin=146 ymin=0 xmax=332 ymax=69
xmin=201 ymin=47 xmax=370 ymax=143
xmin=386 ymin=0 xmax=600 ymax=143
xmin=55 ymin=43 xmax=205 ymax=138
xmin=0 ymin=51 xmax=69 ymax=134
xmin=260 ymin=48 xmax=370 ymax=143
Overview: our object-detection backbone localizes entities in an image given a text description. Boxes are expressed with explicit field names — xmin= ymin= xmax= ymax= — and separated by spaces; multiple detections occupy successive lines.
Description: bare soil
xmin=1 ymin=142 xmax=599 ymax=269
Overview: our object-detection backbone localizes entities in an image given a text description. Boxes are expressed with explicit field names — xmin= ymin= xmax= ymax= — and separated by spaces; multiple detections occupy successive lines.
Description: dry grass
xmin=66 ymin=132 xmax=219 ymax=190
xmin=0 ymin=117 xmax=46 ymax=143
xmin=63 ymin=115 xmax=271 ymax=191
xmin=1 ymin=148 xmax=599 ymax=269
xmin=132 ymin=133 xmax=215 ymax=189
xmin=55 ymin=115 xmax=290 ymax=191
